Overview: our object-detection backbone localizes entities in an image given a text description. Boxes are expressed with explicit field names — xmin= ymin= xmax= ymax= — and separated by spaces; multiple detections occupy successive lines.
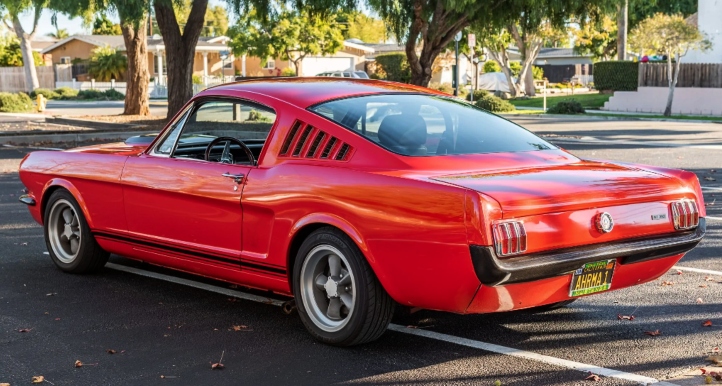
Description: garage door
xmin=301 ymin=57 xmax=354 ymax=76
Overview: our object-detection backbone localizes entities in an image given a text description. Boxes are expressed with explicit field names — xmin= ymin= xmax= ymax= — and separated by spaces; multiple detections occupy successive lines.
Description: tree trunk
xmin=617 ymin=0 xmax=628 ymax=61
xmin=487 ymin=49 xmax=519 ymax=97
xmin=11 ymin=17 xmax=39 ymax=93
xmin=120 ymin=18 xmax=150 ymax=116
xmin=509 ymin=24 xmax=543 ymax=96
xmin=664 ymin=53 xmax=681 ymax=117
xmin=155 ymin=0 xmax=208 ymax=119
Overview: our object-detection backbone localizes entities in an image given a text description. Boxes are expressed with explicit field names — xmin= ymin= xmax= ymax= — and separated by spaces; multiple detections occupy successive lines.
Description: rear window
xmin=309 ymin=94 xmax=555 ymax=156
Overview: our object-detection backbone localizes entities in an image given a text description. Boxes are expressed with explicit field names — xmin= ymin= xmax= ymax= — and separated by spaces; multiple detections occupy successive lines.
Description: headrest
xmin=377 ymin=114 xmax=427 ymax=148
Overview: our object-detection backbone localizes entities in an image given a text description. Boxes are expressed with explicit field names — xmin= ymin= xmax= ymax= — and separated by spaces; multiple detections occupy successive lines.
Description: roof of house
xmin=536 ymin=48 xmax=588 ymax=59
xmin=41 ymin=35 xmax=233 ymax=54
xmin=362 ymin=43 xmax=405 ymax=59
xmin=30 ymin=37 xmax=58 ymax=52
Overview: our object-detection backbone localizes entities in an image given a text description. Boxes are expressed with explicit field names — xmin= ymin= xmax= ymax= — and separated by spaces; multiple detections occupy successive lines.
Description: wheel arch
xmin=286 ymin=214 xmax=373 ymax=291
xmin=40 ymin=179 xmax=94 ymax=229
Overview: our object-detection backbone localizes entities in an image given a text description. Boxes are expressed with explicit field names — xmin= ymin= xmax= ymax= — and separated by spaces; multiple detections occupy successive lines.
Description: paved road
xmin=42 ymin=101 xmax=168 ymax=117
xmin=1 ymin=119 xmax=721 ymax=385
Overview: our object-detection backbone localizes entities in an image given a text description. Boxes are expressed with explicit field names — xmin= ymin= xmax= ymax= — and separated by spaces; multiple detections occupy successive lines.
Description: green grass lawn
xmin=509 ymin=93 xmax=611 ymax=109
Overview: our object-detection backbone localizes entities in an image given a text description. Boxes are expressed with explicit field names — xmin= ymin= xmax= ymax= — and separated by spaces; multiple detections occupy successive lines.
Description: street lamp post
xmin=453 ymin=31 xmax=462 ymax=96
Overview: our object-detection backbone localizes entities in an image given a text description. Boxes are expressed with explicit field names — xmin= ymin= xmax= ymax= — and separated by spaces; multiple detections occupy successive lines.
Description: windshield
xmin=309 ymin=94 xmax=555 ymax=156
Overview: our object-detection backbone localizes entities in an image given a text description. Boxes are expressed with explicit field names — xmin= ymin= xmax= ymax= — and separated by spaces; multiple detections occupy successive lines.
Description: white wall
xmin=686 ymin=0 xmax=722 ymax=63
xmin=603 ymin=87 xmax=722 ymax=116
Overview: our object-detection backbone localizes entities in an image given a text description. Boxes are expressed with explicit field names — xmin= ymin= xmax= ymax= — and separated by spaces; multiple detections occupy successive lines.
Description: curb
xmin=47 ymin=117 xmax=147 ymax=131
xmin=0 ymin=130 xmax=156 ymax=146
xmin=503 ymin=112 xmax=722 ymax=124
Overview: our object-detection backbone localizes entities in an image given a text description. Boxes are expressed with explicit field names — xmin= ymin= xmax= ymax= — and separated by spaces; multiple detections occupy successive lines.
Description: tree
xmin=617 ymin=0 xmax=628 ymax=60
xmin=93 ymin=13 xmax=123 ymax=35
xmin=174 ymin=0 xmax=229 ymax=37
xmin=0 ymin=36 xmax=43 ymax=66
xmin=480 ymin=28 xmax=520 ymax=96
xmin=47 ymin=27 xmax=69 ymax=39
xmin=629 ymin=13 xmax=711 ymax=116
xmin=341 ymin=12 xmax=386 ymax=43
xmin=154 ymin=0 xmax=208 ymax=119
xmin=227 ymin=7 xmax=344 ymax=76
xmin=572 ymin=15 xmax=617 ymax=60
xmin=0 ymin=0 xmax=45 ymax=92
xmin=482 ymin=60 xmax=500 ymax=73
xmin=89 ymin=45 xmax=127 ymax=81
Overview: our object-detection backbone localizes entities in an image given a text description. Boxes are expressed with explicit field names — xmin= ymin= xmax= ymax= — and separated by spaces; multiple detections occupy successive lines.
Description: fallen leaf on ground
xmin=697 ymin=298 xmax=704 ymax=304
xmin=17 ymin=328 xmax=32 ymax=333
xmin=703 ymin=320 xmax=713 ymax=327
xmin=705 ymin=276 xmax=714 ymax=281
xmin=74 ymin=360 xmax=83 ymax=368
xmin=46 ymin=293 xmax=56 ymax=296
xmin=211 ymin=350 xmax=225 ymax=370
xmin=676 ymin=270 xmax=683 ymax=275
xmin=585 ymin=373 xmax=601 ymax=381
xmin=700 ymin=284 xmax=708 ymax=288
xmin=231 ymin=325 xmax=252 ymax=332
xmin=1 ymin=382 xmax=10 ymax=386
xmin=705 ymin=375 xmax=713 ymax=384
xmin=661 ymin=281 xmax=674 ymax=286
xmin=31 ymin=376 xmax=44 ymax=383
xmin=107 ymin=349 xmax=116 ymax=354
xmin=644 ymin=330 xmax=661 ymax=336
xmin=704 ymin=176 xmax=716 ymax=181
xmin=617 ymin=314 xmax=635 ymax=321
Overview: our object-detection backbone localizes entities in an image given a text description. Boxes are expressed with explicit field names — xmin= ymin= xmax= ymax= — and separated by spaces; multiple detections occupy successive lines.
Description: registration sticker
xmin=569 ymin=259 xmax=615 ymax=297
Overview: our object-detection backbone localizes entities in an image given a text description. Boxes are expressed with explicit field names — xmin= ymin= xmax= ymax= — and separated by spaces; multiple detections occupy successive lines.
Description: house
xmin=685 ymin=2 xmax=722 ymax=63
xmin=41 ymin=35 xmax=374 ymax=83
xmin=506 ymin=47 xmax=593 ymax=83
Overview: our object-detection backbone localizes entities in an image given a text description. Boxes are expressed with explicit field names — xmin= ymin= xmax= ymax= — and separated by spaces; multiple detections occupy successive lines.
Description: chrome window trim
xmin=149 ymin=104 xmax=195 ymax=158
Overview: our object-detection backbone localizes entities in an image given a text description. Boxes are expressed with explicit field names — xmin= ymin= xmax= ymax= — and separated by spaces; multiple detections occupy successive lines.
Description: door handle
xmin=222 ymin=172 xmax=245 ymax=184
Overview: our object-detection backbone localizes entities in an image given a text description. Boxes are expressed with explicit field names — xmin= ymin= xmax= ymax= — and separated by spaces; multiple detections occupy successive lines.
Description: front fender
xmin=41 ymin=178 xmax=95 ymax=229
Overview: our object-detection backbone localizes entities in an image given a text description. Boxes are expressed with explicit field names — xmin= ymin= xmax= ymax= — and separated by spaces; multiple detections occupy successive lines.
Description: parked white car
xmin=316 ymin=71 xmax=370 ymax=79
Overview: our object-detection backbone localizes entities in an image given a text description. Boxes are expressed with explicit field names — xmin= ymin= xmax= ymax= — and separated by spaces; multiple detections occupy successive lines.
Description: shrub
xmin=54 ymin=87 xmax=79 ymax=99
xmin=483 ymin=61 xmax=501 ymax=73
xmin=509 ymin=61 xmax=522 ymax=77
xmin=30 ymin=88 xmax=59 ymax=99
xmin=374 ymin=53 xmax=411 ymax=83
xmin=192 ymin=74 xmax=203 ymax=85
xmin=547 ymin=100 xmax=586 ymax=114
xmin=0 ymin=92 xmax=34 ymax=112
xmin=594 ymin=61 xmax=638 ymax=91
xmin=429 ymin=82 xmax=452 ymax=94
xmin=466 ymin=89 xmax=489 ymax=101
xmin=281 ymin=67 xmax=297 ymax=77
xmin=247 ymin=109 xmax=272 ymax=122
xmin=532 ymin=66 xmax=544 ymax=80
xmin=474 ymin=94 xmax=515 ymax=113
xmin=89 ymin=45 xmax=127 ymax=81
xmin=103 ymin=89 xmax=125 ymax=100
xmin=76 ymin=89 xmax=106 ymax=100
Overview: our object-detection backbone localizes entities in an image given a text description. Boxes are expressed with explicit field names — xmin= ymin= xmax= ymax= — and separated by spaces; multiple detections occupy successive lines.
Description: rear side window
xmin=310 ymin=94 xmax=555 ymax=156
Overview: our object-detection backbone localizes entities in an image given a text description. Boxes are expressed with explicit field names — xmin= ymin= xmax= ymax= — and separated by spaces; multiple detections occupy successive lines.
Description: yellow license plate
xmin=569 ymin=259 xmax=615 ymax=297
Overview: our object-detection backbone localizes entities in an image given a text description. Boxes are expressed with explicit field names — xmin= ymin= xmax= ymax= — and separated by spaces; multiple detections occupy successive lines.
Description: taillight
xmin=492 ymin=221 xmax=527 ymax=257
xmin=670 ymin=200 xmax=699 ymax=230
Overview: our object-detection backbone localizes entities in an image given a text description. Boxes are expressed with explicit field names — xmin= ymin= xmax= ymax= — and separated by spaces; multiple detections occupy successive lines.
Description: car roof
xmin=203 ymin=77 xmax=440 ymax=109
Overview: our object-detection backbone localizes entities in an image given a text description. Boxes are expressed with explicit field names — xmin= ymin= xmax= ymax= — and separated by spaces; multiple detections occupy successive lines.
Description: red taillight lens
xmin=492 ymin=221 xmax=527 ymax=257
xmin=670 ymin=200 xmax=699 ymax=230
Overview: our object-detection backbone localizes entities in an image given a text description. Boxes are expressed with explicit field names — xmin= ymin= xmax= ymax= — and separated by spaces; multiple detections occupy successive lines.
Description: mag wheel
xmin=44 ymin=189 xmax=109 ymax=273
xmin=294 ymin=227 xmax=393 ymax=346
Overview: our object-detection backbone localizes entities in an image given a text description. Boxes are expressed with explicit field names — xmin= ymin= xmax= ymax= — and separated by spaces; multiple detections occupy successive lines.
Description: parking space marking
xmin=673 ymin=266 xmax=722 ymax=276
xmin=706 ymin=216 xmax=722 ymax=222
xmin=387 ymin=325 xmax=676 ymax=385
xmin=104 ymin=261 xmax=675 ymax=386
xmin=702 ymin=187 xmax=722 ymax=192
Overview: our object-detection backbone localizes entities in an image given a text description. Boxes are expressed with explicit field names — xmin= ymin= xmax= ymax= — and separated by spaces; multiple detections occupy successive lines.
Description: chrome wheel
xmin=47 ymin=199 xmax=82 ymax=264
xmin=300 ymin=245 xmax=356 ymax=333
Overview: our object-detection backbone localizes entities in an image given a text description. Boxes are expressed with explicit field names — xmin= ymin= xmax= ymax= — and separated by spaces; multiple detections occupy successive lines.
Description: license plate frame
xmin=569 ymin=259 xmax=616 ymax=297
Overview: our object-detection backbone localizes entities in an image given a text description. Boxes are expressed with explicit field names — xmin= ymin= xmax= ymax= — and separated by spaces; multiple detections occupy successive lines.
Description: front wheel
xmin=293 ymin=227 xmax=393 ymax=346
xmin=44 ymin=189 xmax=109 ymax=273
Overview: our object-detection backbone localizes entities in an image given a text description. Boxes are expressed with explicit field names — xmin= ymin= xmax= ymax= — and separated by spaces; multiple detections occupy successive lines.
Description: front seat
xmin=377 ymin=114 xmax=428 ymax=155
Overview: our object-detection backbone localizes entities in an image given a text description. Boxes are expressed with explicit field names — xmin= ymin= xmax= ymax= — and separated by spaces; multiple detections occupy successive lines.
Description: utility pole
xmin=468 ymin=33 xmax=476 ymax=101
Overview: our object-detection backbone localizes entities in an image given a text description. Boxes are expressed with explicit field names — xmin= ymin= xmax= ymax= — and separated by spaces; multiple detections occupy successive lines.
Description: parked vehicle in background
xmin=316 ymin=71 xmax=369 ymax=79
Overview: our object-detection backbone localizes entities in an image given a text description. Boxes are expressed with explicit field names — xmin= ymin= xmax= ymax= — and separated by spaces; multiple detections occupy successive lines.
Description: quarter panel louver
xmin=278 ymin=120 xmax=353 ymax=161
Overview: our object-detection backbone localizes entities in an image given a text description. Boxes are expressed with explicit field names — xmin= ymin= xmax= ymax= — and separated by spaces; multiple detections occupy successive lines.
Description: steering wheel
xmin=204 ymin=137 xmax=256 ymax=165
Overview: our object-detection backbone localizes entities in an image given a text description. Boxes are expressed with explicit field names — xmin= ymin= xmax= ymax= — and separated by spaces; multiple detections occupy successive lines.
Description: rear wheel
xmin=293 ymin=227 xmax=393 ymax=346
xmin=44 ymin=189 xmax=109 ymax=273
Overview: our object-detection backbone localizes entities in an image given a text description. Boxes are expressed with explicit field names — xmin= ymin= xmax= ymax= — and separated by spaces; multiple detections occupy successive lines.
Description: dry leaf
xmin=705 ymin=375 xmax=713 ymax=384
xmin=676 ymin=270 xmax=683 ymax=275
xmin=31 ymin=376 xmax=44 ymax=383
xmin=704 ymin=176 xmax=716 ymax=181
xmin=644 ymin=330 xmax=661 ymax=336
xmin=17 ymin=328 xmax=32 ymax=333
xmin=661 ymin=281 xmax=674 ymax=286
xmin=617 ymin=314 xmax=635 ymax=321
xmin=703 ymin=320 xmax=713 ymax=327
xmin=211 ymin=350 xmax=225 ymax=370
xmin=585 ymin=373 xmax=601 ymax=381
xmin=46 ymin=293 xmax=56 ymax=296
xmin=231 ymin=325 xmax=252 ymax=331
xmin=107 ymin=349 xmax=116 ymax=354
xmin=1 ymin=383 xmax=10 ymax=386
xmin=697 ymin=298 xmax=704 ymax=304
xmin=700 ymin=284 xmax=708 ymax=288
xmin=705 ymin=276 xmax=714 ymax=281
xmin=74 ymin=360 xmax=83 ymax=368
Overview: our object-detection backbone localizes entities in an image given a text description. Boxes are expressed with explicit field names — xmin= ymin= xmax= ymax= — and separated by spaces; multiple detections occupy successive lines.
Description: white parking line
xmin=673 ymin=266 xmax=722 ymax=276
xmin=701 ymin=186 xmax=722 ymax=192
xmin=104 ymin=261 xmax=675 ymax=385
xmin=706 ymin=216 xmax=722 ymax=222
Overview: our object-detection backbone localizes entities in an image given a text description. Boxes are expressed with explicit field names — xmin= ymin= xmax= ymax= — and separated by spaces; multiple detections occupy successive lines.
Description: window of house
xmin=263 ymin=59 xmax=275 ymax=69
xmin=60 ymin=57 xmax=71 ymax=64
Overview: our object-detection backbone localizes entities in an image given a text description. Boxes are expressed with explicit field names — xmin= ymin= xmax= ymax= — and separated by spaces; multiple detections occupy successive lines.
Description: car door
xmin=120 ymin=98 xmax=277 ymax=265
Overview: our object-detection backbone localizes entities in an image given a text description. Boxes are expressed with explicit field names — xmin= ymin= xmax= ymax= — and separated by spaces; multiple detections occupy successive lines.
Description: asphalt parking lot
xmin=1 ymin=118 xmax=721 ymax=386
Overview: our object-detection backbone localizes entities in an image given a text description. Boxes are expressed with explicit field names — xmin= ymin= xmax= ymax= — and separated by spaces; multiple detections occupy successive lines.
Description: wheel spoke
xmin=326 ymin=297 xmax=342 ymax=320
xmin=340 ymin=292 xmax=353 ymax=309
xmin=69 ymin=238 xmax=79 ymax=254
xmin=62 ymin=208 xmax=73 ymax=224
xmin=328 ymin=254 xmax=341 ymax=277
xmin=315 ymin=274 xmax=327 ymax=290
xmin=338 ymin=270 xmax=351 ymax=285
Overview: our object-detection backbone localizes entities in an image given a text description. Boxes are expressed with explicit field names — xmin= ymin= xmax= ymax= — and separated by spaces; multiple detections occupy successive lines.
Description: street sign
xmin=220 ymin=50 xmax=230 ymax=59
xmin=468 ymin=33 xmax=476 ymax=48
xmin=454 ymin=31 xmax=462 ymax=42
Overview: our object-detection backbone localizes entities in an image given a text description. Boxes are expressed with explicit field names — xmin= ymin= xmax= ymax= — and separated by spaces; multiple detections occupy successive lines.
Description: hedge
xmin=475 ymin=94 xmax=515 ymax=113
xmin=0 ymin=92 xmax=34 ymax=113
xmin=547 ymin=100 xmax=585 ymax=115
xmin=374 ymin=53 xmax=411 ymax=83
xmin=594 ymin=61 xmax=639 ymax=91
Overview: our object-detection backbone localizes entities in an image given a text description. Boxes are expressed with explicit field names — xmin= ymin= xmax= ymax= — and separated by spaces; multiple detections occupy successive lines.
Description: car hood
xmin=431 ymin=161 xmax=688 ymax=217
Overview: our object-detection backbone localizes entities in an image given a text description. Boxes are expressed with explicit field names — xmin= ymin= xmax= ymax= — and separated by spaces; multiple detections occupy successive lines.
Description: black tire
xmin=293 ymin=227 xmax=394 ymax=346
xmin=525 ymin=299 xmax=577 ymax=313
xmin=43 ymin=189 xmax=109 ymax=274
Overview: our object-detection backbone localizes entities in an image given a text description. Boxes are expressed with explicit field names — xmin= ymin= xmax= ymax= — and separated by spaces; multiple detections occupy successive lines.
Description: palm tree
xmin=89 ymin=45 xmax=127 ymax=81
xmin=47 ymin=28 xmax=70 ymax=39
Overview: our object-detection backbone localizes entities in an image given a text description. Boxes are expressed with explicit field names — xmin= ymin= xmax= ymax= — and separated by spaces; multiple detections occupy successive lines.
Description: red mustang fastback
xmin=18 ymin=79 xmax=706 ymax=346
